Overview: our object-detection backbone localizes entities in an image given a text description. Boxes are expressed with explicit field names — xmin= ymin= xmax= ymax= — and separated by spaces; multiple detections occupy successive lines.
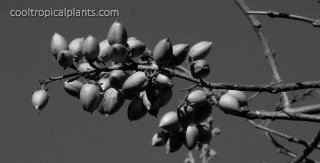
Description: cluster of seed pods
xmin=31 ymin=19 xmax=248 ymax=154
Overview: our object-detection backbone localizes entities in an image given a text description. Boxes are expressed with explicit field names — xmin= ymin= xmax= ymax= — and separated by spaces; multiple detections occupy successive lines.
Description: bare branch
xmin=247 ymin=10 xmax=320 ymax=28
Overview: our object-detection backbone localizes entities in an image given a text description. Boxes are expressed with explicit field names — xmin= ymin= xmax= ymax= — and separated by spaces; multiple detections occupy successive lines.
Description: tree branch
xmin=247 ymin=10 xmax=320 ymax=28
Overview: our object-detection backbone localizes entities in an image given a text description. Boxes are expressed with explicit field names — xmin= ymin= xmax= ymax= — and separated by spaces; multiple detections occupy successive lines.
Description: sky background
xmin=0 ymin=0 xmax=320 ymax=162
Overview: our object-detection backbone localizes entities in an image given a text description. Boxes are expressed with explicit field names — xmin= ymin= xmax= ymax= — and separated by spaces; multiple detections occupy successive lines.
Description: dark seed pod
xmin=153 ymin=38 xmax=173 ymax=66
xmin=109 ymin=70 xmax=128 ymax=89
xmin=110 ymin=43 xmax=128 ymax=63
xmin=159 ymin=87 xmax=173 ymax=108
xmin=177 ymin=105 xmax=195 ymax=128
xmin=171 ymin=44 xmax=189 ymax=66
xmin=107 ymin=19 xmax=128 ymax=45
xmin=197 ymin=124 xmax=212 ymax=144
xmin=82 ymin=35 xmax=100 ymax=60
xmin=193 ymin=102 xmax=212 ymax=124
xmin=190 ymin=60 xmax=210 ymax=79
xmin=166 ymin=131 xmax=183 ymax=153
xmin=143 ymin=85 xmax=162 ymax=110
xmin=57 ymin=50 xmax=74 ymax=68
xmin=127 ymin=97 xmax=147 ymax=121
xmin=151 ymin=131 xmax=169 ymax=147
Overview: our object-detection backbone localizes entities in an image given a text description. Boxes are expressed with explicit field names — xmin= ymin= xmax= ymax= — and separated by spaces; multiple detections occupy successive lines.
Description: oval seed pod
xmin=99 ymin=88 xmax=125 ymax=116
xmin=63 ymin=80 xmax=84 ymax=98
xmin=159 ymin=111 xmax=181 ymax=132
xmin=177 ymin=105 xmax=195 ymax=128
xmin=127 ymin=96 xmax=147 ymax=121
xmin=187 ymin=90 xmax=208 ymax=108
xmin=109 ymin=70 xmax=128 ymax=89
xmin=77 ymin=60 xmax=95 ymax=73
xmin=122 ymin=71 xmax=150 ymax=95
xmin=69 ymin=37 xmax=84 ymax=61
xmin=218 ymin=93 xmax=241 ymax=114
xmin=79 ymin=84 xmax=101 ymax=113
xmin=226 ymin=90 xmax=248 ymax=107
xmin=107 ymin=19 xmax=128 ymax=45
xmin=159 ymin=86 xmax=173 ymax=108
xmin=188 ymin=41 xmax=212 ymax=61
xmin=127 ymin=37 xmax=146 ymax=58
xmin=183 ymin=125 xmax=199 ymax=150
xmin=151 ymin=131 xmax=169 ymax=147
xmin=98 ymin=39 xmax=112 ymax=62
xmin=110 ymin=43 xmax=128 ymax=63
xmin=32 ymin=89 xmax=49 ymax=111
xmin=57 ymin=50 xmax=74 ymax=68
xmin=51 ymin=32 xmax=68 ymax=59
xmin=171 ymin=44 xmax=189 ymax=66
xmin=97 ymin=78 xmax=110 ymax=92
xmin=193 ymin=102 xmax=212 ymax=124
xmin=82 ymin=35 xmax=100 ymax=60
xmin=153 ymin=38 xmax=173 ymax=66
xmin=166 ymin=131 xmax=183 ymax=153
xmin=197 ymin=124 xmax=212 ymax=144
xmin=156 ymin=74 xmax=172 ymax=87
xmin=190 ymin=60 xmax=210 ymax=79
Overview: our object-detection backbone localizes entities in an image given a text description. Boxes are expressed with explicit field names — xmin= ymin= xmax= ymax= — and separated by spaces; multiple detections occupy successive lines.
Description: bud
xmin=82 ymin=35 xmax=100 ymax=60
xmin=151 ymin=131 xmax=169 ymax=147
xmin=51 ymin=32 xmax=68 ymax=59
xmin=63 ymin=80 xmax=84 ymax=98
xmin=187 ymin=90 xmax=207 ymax=108
xmin=98 ymin=39 xmax=112 ymax=62
xmin=171 ymin=44 xmax=189 ymax=66
xmin=156 ymin=74 xmax=172 ymax=87
xmin=127 ymin=37 xmax=146 ymax=58
xmin=69 ymin=38 xmax=84 ymax=61
xmin=183 ymin=125 xmax=199 ymax=150
xmin=79 ymin=84 xmax=101 ymax=113
xmin=32 ymin=89 xmax=49 ymax=111
xmin=159 ymin=111 xmax=181 ymax=132
xmin=153 ymin=38 xmax=173 ymax=66
xmin=110 ymin=43 xmax=128 ymax=63
xmin=99 ymin=88 xmax=125 ymax=116
xmin=109 ymin=70 xmax=128 ymax=89
xmin=122 ymin=71 xmax=149 ymax=95
xmin=190 ymin=60 xmax=210 ymax=79
xmin=107 ymin=19 xmax=128 ymax=45
xmin=226 ymin=90 xmax=248 ymax=107
xmin=177 ymin=105 xmax=195 ymax=128
xmin=218 ymin=93 xmax=240 ymax=114
xmin=77 ymin=60 xmax=95 ymax=73
xmin=188 ymin=41 xmax=212 ymax=61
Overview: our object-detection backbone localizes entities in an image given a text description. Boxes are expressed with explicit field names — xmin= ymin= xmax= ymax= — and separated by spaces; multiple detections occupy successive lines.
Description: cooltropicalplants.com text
xmin=10 ymin=8 xmax=120 ymax=19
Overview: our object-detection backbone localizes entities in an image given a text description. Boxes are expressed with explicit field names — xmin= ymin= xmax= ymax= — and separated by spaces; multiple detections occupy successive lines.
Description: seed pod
xmin=69 ymin=38 xmax=84 ymax=61
xmin=109 ymin=70 xmax=128 ymax=89
xmin=197 ymin=124 xmax=212 ymax=144
xmin=63 ymin=80 xmax=84 ymax=98
xmin=153 ymin=38 xmax=173 ymax=66
xmin=190 ymin=60 xmax=210 ymax=79
xmin=98 ymin=39 xmax=112 ymax=62
xmin=156 ymin=74 xmax=172 ymax=87
xmin=143 ymin=85 xmax=162 ymax=110
xmin=193 ymin=102 xmax=212 ymax=124
xmin=183 ymin=125 xmax=199 ymax=150
xmin=98 ymin=78 xmax=110 ymax=92
xmin=166 ymin=131 xmax=183 ymax=153
xmin=77 ymin=60 xmax=95 ymax=73
xmin=159 ymin=111 xmax=181 ymax=132
xmin=82 ymin=35 xmax=100 ymax=60
xmin=57 ymin=50 xmax=74 ymax=68
xmin=107 ymin=19 xmax=128 ymax=45
xmin=177 ymin=105 xmax=195 ymax=128
xmin=171 ymin=44 xmax=189 ymax=66
xmin=188 ymin=41 xmax=212 ymax=61
xmin=218 ymin=94 xmax=240 ymax=114
xmin=151 ymin=131 xmax=169 ymax=147
xmin=159 ymin=87 xmax=172 ymax=108
xmin=122 ymin=71 xmax=149 ymax=95
xmin=51 ymin=32 xmax=68 ymax=59
xmin=226 ymin=90 xmax=248 ymax=107
xmin=99 ymin=88 xmax=125 ymax=116
xmin=127 ymin=37 xmax=146 ymax=58
xmin=110 ymin=43 xmax=128 ymax=63
xmin=79 ymin=84 xmax=101 ymax=113
xmin=187 ymin=90 xmax=208 ymax=108
xmin=32 ymin=89 xmax=49 ymax=111
xmin=127 ymin=96 xmax=147 ymax=121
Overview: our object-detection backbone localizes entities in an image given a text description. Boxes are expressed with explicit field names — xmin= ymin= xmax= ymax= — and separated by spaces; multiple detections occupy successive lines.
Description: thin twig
xmin=291 ymin=129 xmax=320 ymax=163
xmin=247 ymin=10 xmax=320 ymax=28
